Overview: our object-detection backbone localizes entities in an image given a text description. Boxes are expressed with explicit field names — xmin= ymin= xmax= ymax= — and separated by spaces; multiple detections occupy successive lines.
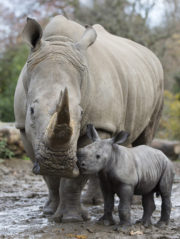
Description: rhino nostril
xmin=81 ymin=162 xmax=85 ymax=167
xmin=33 ymin=162 xmax=40 ymax=175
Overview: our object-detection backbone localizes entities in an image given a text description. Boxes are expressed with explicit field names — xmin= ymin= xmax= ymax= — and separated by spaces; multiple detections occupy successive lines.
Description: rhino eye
xmin=96 ymin=154 xmax=100 ymax=159
xmin=30 ymin=107 xmax=34 ymax=115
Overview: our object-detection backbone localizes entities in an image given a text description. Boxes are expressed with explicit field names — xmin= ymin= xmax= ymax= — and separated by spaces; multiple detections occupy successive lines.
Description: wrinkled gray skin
xmin=14 ymin=15 xmax=164 ymax=222
xmin=77 ymin=125 xmax=175 ymax=227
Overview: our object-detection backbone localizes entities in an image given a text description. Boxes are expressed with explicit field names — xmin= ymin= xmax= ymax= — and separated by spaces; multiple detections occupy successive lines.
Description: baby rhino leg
xmin=158 ymin=195 xmax=171 ymax=226
xmin=117 ymin=185 xmax=133 ymax=226
xmin=99 ymin=191 xmax=115 ymax=226
xmin=140 ymin=192 xmax=156 ymax=227
xmin=98 ymin=177 xmax=115 ymax=225
xmin=157 ymin=167 xmax=174 ymax=226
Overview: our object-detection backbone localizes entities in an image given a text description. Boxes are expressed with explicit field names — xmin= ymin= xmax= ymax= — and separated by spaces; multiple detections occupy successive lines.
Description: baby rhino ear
xmin=112 ymin=131 xmax=129 ymax=145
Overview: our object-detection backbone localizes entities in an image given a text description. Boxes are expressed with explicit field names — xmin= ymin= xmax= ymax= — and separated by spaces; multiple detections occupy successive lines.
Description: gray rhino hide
xmin=14 ymin=16 xmax=164 ymax=176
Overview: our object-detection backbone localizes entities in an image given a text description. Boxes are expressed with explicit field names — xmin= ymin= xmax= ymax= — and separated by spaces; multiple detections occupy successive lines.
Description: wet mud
xmin=0 ymin=158 xmax=180 ymax=239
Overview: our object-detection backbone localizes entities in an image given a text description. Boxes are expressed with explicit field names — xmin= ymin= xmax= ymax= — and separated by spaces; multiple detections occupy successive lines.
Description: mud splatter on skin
xmin=0 ymin=159 xmax=180 ymax=239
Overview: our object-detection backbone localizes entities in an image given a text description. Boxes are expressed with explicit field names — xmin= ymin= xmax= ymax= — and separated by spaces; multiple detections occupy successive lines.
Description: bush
xmin=158 ymin=90 xmax=180 ymax=140
xmin=0 ymin=138 xmax=14 ymax=159
xmin=0 ymin=44 xmax=28 ymax=122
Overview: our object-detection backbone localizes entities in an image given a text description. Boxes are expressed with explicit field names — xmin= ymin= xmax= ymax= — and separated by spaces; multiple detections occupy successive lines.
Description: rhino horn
xmin=45 ymin=88 xmax=72 ymax=148
xmin=56 ymin=87 xmax=70 ymax=125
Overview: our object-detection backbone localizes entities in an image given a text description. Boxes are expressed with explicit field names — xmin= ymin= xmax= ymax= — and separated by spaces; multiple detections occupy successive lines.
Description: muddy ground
xmin=0 ymin=158 xmax=180 ymax=239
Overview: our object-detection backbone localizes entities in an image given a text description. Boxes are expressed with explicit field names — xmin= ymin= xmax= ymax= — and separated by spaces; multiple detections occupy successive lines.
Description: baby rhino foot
xmin=136 ymin=218 xmax=152 ymax=227
xmin=98 ymin=215 xmax=115 ymax=226
xmin=156 ymin=220 xmax=169 ymax=227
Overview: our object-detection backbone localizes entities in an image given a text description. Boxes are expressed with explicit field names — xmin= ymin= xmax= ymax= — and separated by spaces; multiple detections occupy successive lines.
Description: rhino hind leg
xmin=157 ymin=195 xmax=171 ymax=226
xmin=82 ymin=175 xmax=103 ymax=205
xmin=139 ymin=192 xmax=156 ymax=227
xmin=53 ymin=175 xmax=90 ymax=222
xmin=43 ymin=175 xmax=60 ymax=215
xmin=157 ymin=169 xmax=174 ymax=226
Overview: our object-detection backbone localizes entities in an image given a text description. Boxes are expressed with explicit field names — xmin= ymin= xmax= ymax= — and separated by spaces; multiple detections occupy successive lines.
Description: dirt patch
xmin=0 ymin=158 xmax=180 ymax=239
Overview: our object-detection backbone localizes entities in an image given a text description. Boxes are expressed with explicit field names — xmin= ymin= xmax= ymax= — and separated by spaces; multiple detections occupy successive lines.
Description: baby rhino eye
xmin=96 ymin=154 xmax=100 ymax=159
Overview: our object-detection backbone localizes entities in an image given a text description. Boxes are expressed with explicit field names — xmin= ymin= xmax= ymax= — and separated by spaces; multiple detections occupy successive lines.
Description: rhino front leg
xmin=43 ymin=175 xmax=60 ymax=215
xmin=82 ymin=175 xmax=103 ymax=205
xmin=117 ymin=185 xmax=133 ymax=226
xmin=98 ymin=178 xmax=115 ymax=226
xmin=53 ymin=174 xmax=90 ymax=222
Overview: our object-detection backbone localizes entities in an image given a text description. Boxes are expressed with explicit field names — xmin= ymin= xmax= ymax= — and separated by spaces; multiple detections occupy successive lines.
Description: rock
xmin=0 ymin=122 xmax=25 ymax=157
xmin=151 ymin=138 xmax=180 ymax=160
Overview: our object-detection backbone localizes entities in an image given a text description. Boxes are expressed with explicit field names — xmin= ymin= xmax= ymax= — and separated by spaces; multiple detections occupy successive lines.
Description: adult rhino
xmin=14 ymin=15 xmax=164 ymax=222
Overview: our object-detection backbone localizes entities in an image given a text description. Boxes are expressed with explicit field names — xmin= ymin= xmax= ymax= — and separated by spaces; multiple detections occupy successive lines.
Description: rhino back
xmin=131 ymin=146 xmax=170 ymax=194
xmin=85 ymin=25 xmax=164 ymax=143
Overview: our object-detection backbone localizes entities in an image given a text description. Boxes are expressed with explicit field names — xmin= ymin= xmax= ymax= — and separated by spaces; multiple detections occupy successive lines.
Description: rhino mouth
xmin=33 ymin=142 xmax=79 ymax=178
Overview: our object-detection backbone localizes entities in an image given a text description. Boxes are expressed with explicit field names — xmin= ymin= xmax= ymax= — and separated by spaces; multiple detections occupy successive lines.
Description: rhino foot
xmin=98 ymin=215 xmax=115 ymax=226
xmin=53 ymin=206 xmax=90 ymax=223
xmin=43 ymin=198 xmax=59 ymax=215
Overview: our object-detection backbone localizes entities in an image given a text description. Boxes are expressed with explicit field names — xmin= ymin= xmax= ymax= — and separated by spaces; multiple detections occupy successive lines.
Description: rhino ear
xmin=77 ymin=25 xmax=97 ymax=50
xmin=112 ymin=131 xmax=129 ymax=145
xmin=22 ymin=17 xmax=42 ymax=49
xmin=86 ymin=124 xmax=100 ymax=142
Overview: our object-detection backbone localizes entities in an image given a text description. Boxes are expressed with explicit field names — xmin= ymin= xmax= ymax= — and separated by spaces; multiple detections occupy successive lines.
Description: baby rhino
xmin=77 ymin=124 xmax=174 ymax=227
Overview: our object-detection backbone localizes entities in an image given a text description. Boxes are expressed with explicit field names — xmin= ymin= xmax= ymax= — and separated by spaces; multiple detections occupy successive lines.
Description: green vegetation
xmin=0 ymin=138 xmax=14 ymax=158
xmin=22 ymin=155 xmax=30 ymax=160
xmin=158 ymin=91 xmax=180 ymax=140
xmin=0 ymin=44 xmax=28 ymax=122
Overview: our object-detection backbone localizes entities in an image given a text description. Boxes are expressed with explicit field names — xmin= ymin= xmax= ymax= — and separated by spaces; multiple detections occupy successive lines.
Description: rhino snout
xmin=77 ymin=159 xmax=86 ymax=169
xmin=77 ymin=157 xmax=87 ymax=172
xmin=77 ymin=150 xmax=89 ymax=172
xmin=79 ymin=161 xmax=86 ymax=169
